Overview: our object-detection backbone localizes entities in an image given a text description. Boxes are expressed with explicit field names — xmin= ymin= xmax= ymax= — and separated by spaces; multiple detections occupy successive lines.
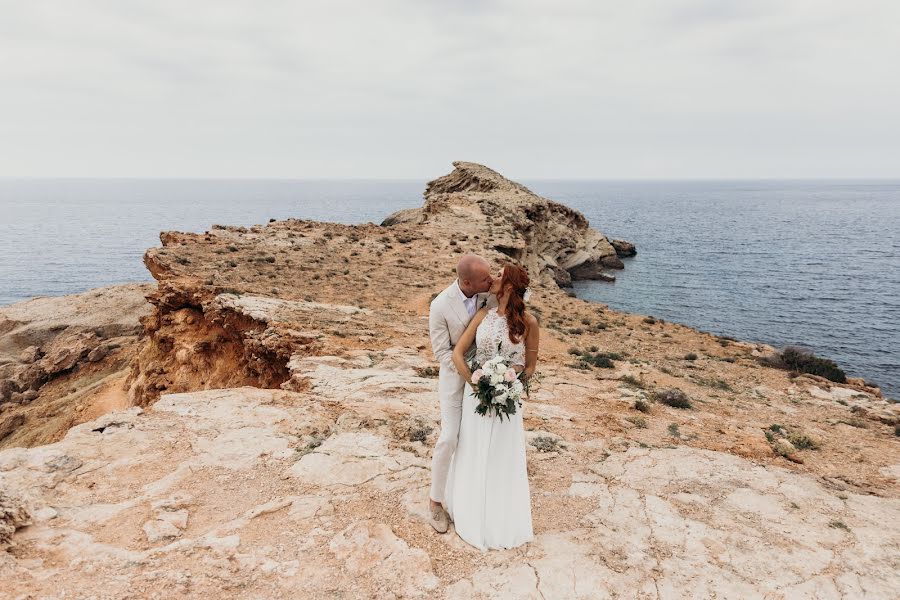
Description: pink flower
xmin=471 ymin=369 xmax=484 ymax=384
xmin=504 ymin=368 xmax=517 ymax=382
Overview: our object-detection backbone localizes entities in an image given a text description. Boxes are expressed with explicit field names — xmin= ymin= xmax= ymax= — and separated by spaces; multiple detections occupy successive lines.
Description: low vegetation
xmin=294 ymin=434 xmax=325 ymax=459
xmin=408 ymin=424 xmax=433 ymax=443
xmin=414 ymin=365 xmax=440 ymax=378
xmin=531 ymin=436 xmax=562 ymax=453
xmin=568 ymin=347 xmax=623 ymax=369
xmin=764 ymin=423 xmax=821 ymax=459
xmin=620 ymin=374 xmax=646 ymax=388
xmin=654 ymin=388 xmax=692 ymax=409
xmin=695 ymin=376 xmax=733 ymax=391
xmin=787 ymin=432 xmax=820 ymax=450
xmin=760 ymin=346 xmax=847 ymax=383
xmin=625 ymin=416 xmax=648 ymax=428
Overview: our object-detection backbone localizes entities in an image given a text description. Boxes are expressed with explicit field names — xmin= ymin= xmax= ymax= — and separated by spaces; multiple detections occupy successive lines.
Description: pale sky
xmin=1 ymin=0 xmax=898 ymax=179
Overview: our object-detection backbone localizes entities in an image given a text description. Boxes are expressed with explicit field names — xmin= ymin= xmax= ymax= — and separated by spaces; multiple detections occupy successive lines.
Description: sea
xmin=1 ymin=178 xmax=898 ymax=398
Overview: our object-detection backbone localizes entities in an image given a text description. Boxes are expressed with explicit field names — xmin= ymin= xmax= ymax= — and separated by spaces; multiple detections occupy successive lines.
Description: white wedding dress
xmin=444 ymin=308 xmax=534 ymax=551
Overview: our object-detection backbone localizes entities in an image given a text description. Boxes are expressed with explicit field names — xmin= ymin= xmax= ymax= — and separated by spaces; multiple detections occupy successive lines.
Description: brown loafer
xmin=429 ymin=503 xmax=450 ymax=534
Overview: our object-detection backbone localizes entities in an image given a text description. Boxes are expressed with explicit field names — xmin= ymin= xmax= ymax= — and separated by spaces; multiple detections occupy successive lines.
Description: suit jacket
xmin=429 ymin=280 xmax=498 ymax=377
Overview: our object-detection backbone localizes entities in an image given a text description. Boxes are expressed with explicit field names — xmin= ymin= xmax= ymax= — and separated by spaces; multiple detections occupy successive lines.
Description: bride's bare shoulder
xmin=524 ymin=311 xmax=540 ymax=328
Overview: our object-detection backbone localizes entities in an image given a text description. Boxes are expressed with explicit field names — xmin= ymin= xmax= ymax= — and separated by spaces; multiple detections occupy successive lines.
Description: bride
xmin=445 ymin=264 xmax=539 ymax=551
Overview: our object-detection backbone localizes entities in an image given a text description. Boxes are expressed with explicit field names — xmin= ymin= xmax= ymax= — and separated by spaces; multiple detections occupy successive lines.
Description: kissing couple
xmin=427 ymin=254 xmax=540 ymax=551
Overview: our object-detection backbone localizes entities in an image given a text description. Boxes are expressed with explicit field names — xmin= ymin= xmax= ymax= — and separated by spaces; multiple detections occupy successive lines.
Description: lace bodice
xmin=474 ymin=308 xmax=526 ymax=367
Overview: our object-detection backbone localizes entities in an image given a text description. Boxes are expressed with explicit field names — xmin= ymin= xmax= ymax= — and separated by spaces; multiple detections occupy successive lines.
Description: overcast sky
xmin=1 ymin=0 xmax=898 ymax=179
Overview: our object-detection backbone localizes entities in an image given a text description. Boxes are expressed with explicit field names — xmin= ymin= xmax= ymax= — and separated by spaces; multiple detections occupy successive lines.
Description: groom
xmin=427 ymin=254 xmax=497 ymax=533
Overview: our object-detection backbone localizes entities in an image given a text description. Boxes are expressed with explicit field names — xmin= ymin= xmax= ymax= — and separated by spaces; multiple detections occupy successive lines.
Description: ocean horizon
xmin=2 ymin=177 xmax=898 ymax=398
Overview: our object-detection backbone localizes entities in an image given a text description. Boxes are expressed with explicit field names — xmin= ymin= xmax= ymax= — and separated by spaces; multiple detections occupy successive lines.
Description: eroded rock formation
xmin=0 ymin=284 xmax=152 ymax=448
xmin=126 ymin=162 xmax=635 ymax=406
xmin=383 ymin=161 xmax=630 ymax=285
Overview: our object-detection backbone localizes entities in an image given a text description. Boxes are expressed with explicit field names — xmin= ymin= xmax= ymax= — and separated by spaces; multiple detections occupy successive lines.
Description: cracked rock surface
xmin=2 ymin=348 xmax=898 ymax=599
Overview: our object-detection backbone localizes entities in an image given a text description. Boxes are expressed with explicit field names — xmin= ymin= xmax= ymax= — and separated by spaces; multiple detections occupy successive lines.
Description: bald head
xmin=457 ymin=254 xmax=494 ymax=296
xmin=457 ymin=254 xmax=489 ymax=280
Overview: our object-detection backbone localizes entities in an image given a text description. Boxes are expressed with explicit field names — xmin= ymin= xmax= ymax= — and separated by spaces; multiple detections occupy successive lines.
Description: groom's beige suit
xmin=428 ymin=279 xmax=498 ymax=504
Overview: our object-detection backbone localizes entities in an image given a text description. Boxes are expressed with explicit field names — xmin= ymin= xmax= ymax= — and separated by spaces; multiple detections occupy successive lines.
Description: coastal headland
xmin=1 ymin=162 xmax=898 ymax=598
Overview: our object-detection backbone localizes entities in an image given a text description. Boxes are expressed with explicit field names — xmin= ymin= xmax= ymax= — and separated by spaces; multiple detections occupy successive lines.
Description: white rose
xmin=489 ymin=373 xmax=503 ymax=385
xmin=494 ymin=391 xmax=508 ymax=404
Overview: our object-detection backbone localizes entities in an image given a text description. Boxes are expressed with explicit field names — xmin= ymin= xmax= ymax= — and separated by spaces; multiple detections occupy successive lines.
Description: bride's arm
xmin=522 ymin=313 xmax=540 ymax=380
xmin=451 ymin=308 xmax=489 ymax=383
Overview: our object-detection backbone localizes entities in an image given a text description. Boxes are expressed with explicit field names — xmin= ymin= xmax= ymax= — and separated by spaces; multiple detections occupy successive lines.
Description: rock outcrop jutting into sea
xmin=1 ymin=162 xmax=898 ymax=599
xmin=382 ymin=161 xmax=634 ymax=286
xmin=125 ymin=161 xmax=636 ymax=407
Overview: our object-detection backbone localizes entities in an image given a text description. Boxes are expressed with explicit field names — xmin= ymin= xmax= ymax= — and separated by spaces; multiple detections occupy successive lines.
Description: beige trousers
xmin=429 ymin=365 xmax=466 ymax=504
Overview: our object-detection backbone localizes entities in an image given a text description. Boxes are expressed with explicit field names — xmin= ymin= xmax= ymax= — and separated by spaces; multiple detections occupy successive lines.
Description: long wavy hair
xmin=498 ymin=264 xmax=529 ymax=344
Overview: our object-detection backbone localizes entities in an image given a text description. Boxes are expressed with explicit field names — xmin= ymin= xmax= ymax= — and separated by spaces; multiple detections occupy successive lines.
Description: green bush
xmin=696 ymin=376 xmax=733 ymax=391
xmin=620 ymin=374 xmax=645 ymax=388
xmin=787 ymin=432 xmax=820 ymax=450
xmin=583 ymin=355 xmax=613 ymax=368
xmin=571 ymin=349 xmax=620 ymax=369
xmin=531 ymin=436 xmax=562 ymax=453
xmin=654 ymin=388 xmax=692 ymax=409
xmin=772 ymin=346 xmax=847 ymax=383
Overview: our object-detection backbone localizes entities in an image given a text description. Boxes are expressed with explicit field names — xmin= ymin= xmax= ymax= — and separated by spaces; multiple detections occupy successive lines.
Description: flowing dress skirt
xmin=445 ymin=383 xmax=534 ymax=551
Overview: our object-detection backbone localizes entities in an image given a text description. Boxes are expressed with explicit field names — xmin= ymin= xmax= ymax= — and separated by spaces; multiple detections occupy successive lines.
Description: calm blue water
xmin=1 ymin=178 xmax=898 ymax=398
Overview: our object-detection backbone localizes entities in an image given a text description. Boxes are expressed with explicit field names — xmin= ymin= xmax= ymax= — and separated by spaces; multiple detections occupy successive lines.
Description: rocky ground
xmin=0 ymin=284 xmax=152 ymax=450
xmin=1 ymin=162 xmax=898 ymax=599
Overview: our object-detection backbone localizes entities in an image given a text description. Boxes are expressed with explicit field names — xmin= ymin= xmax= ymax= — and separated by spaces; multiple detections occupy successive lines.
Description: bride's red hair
xmin=499 ymin=264 xmax=529 ymax=344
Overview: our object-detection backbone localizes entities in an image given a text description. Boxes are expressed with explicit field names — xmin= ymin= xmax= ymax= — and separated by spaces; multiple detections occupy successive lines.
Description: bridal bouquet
xmin=469 ymin=350 xmax=528 ymax=421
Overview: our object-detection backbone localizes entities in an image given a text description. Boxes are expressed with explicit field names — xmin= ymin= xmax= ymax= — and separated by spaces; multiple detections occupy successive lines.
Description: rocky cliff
xmin=382 ymin=161 xmax=633 ymax=286
xmin=1 ymin=162 xmax=898 ymax=599
xmin=123 ymin=162 xmax=635 ymax=407
xmin=0 ymin=284 xmax=152 ymax=449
